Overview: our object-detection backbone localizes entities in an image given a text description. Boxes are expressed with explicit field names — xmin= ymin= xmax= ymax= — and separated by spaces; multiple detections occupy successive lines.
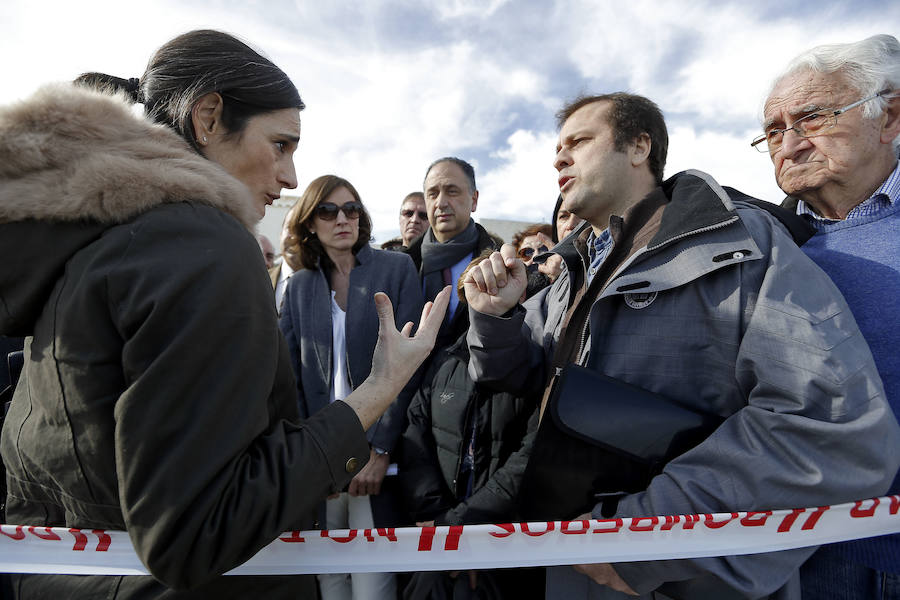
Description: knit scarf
xmin=420 ymin=220 xmax=479 ymax=301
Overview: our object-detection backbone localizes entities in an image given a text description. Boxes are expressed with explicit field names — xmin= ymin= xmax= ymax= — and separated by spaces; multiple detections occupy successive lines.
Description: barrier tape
xmin=1 ymin=496 xmax=899 ymax=576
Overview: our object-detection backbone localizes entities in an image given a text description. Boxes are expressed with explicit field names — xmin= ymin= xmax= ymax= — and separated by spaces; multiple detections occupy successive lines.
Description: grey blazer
xmin=279 ymin=244 xmax=424 ymax=453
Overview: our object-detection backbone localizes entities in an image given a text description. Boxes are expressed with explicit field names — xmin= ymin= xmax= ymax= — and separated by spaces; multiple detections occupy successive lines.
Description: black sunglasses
xmin=315 ymin=202 xmax=363 ymax=221
xmin=401 ymin=209 xmax=428 ymax=220
xmin=517 ymin=245 xmax=549 ymax=260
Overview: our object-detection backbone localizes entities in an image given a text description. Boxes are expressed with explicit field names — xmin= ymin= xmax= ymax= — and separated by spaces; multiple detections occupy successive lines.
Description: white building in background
xmin=257 ymin=196 xmax=297 ymax=251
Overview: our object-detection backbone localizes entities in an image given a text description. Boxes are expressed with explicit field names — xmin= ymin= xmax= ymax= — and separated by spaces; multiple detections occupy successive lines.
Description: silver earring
xmin=202 ymin=136 xmax=208 ymax=143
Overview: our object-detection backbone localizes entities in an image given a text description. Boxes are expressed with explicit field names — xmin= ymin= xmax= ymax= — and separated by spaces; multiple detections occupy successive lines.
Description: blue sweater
xmin=801 ymin=202 xmax=900 ymax=572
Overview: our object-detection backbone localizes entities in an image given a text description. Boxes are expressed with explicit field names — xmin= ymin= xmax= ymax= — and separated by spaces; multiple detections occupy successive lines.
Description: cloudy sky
xmin=3 ymin=0 xmax=898 ymax=243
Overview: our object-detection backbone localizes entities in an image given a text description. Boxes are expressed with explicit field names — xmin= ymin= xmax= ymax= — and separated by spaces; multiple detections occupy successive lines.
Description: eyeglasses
xmin=517 ymin=245 xmax=549 ymax=260
xmin=401 ymin=209 xmax=427 ymax=220
xmin=751 ymin=88 xmax=893 ymax=153
xmin=315 ymin=202 xmax=363 ymax=221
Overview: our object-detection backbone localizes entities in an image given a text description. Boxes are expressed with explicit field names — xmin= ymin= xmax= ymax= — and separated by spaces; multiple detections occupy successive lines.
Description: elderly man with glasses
xmin=754 ymin=34 xmax=900 ymax=600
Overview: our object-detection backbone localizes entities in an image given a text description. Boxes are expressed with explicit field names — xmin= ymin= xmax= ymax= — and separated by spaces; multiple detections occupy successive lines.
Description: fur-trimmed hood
xmin=0 ymin=84 xmax=259 ymax=336
xmin=0 ymin=83 xmax=258 ymax=228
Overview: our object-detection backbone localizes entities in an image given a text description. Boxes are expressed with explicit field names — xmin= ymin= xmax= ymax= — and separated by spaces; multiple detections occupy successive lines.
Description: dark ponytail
xmin=74 ymin=30 xmax=304 ymax=151
xmin=73 ymin=73 xmax=143 ymax=104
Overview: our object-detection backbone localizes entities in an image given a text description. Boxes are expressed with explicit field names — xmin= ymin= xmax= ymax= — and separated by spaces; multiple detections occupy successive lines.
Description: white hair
xmin=766 ymin=35 xmax=900 ymax=149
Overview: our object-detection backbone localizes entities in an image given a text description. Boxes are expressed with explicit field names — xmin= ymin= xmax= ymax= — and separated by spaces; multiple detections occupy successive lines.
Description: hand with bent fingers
xmin=539 ymin=254 xmax=565 ymax=282
xmin=463 ymin=244 xmax=527 ymax=316
xmin=344 ymin=287 xmax=450 ymax=430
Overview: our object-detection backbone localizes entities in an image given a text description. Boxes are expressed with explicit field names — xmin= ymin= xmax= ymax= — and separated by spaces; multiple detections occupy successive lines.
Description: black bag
xmin=518 ymin=364 xmax=723 ymax=521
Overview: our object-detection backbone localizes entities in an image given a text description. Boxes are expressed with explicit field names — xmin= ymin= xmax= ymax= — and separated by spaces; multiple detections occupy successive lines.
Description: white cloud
xmin=434 ymin=0 xmax=511 ymax=19
xmin=666 ymin=125 xmax=785 ymax=204
xmin=478 ymin=129 xmax=561 ymax=222
xmin=3 ymin=0 xmax=897 ymax=245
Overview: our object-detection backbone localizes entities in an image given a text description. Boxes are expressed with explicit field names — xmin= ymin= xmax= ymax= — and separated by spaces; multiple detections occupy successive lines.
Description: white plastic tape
xmin=1 ymin=496 xmax=899 ymax=576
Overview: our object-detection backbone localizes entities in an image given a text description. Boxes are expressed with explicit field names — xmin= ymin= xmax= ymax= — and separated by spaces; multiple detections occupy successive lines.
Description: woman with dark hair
xmin=280 ymin=175 xmax=424 ymax=600
xmin=0 ymin=30 xmax=447 ymax=599
xmin=511 ymin=223 xmax=553 ymax=266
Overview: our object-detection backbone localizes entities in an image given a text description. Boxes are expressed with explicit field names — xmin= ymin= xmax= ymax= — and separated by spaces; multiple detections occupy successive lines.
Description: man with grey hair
xmin=405 ymin=157 xmax=497 ymax=350
xmin=757 ymin=34 xmax=900 ymax=599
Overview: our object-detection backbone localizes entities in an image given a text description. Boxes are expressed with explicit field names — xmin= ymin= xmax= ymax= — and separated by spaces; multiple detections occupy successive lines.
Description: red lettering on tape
xmin=681 ymin=515 xmax=701 ymax=530
xmin=278 ymin=531 xmax=306 ymax=543
xmin=890 ymin=496 xmax=900 ymax=515
xmin=445 ymin=526 xmax=464 ymax=551
xmin=778 ymin=508 xmax=805 ymax=532
xmin=361 ymin=528 xmax=398 ymax=542
xmin=70 ymin=529 xmax=88 ymax=551
xmin=740 ymin=512 xmax=772 ymax=527
xmin=561 ymin=520 xmax=589 ymax=534
xmin=489 ymin=523 xmax=515 ymax=538
xmin=68 ymin=529 xmax=109 ymax=551
xmin=591 ymin=519 xmax=623 ymax=534
xmin=801 ymin=507 xmax=829 ymax=531
xmin=703 ymin=513 xmax=738 ymax=529
xmin=521 ymin=522 xmax=555 ymax=537
xmin=661 ymin=515 xmax=681 ymax=531
xmin=851 ymin=499 xmax=879 ymax=518
xmin=418 ymin=526 xmax=435 ymax=551
xmin=0 ymin=525 xmax=25 ymax=540
xmin=629 ymin=517 xmax=659 ymax=532
xmin=92 ymin=530 xmax=111 ymax=552
xmin=321 ymin=529 xmax=357 ymax=543
xmin=27 ymin=526 xmax=61 ymax=541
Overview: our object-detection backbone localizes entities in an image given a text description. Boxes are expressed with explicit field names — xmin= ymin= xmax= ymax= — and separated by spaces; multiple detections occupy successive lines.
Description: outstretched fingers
xmin=373 ymin=291 xmax=395 ymax=328
xmin=373 ymin=288 xmax=449 ymax=343
xmin=420 ymin=286 xmax=450 ymax=337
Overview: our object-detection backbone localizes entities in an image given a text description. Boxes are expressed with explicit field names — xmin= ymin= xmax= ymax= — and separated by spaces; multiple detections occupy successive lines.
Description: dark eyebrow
xmin=788 ymin=103 xmax=827 ymax=117
xmin=557 ymin=130 xmax=588 ymax=152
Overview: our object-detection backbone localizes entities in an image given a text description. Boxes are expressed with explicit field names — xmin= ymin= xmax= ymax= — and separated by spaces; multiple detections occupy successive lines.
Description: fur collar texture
xmin=0 ymin=83 xmax=258 ymax=229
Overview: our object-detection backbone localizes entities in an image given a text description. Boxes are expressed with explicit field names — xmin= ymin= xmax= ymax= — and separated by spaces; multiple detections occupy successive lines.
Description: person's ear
xmin=191 ymin=92 xmax=226 ymax=148
xmin=630 ymin=133 xmax=652 ymax=168
xmin=470 ymin=190 xmax=479 ymax=213
xmin=880 ymin=90 xmax=900 ymax=146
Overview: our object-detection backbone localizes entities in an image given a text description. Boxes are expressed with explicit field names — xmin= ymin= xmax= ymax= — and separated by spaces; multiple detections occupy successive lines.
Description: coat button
xmin=345 ymin=457 xmax=359 ymax=473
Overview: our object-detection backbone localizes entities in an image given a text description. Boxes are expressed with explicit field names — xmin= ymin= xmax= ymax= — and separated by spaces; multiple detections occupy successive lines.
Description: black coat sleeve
xmin=107 ymin=206 xmax=369 ymax=589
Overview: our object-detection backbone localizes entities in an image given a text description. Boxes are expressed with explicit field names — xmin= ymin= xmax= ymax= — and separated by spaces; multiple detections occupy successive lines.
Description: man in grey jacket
xmin=463 ymin=92 xmax=900 ymax=599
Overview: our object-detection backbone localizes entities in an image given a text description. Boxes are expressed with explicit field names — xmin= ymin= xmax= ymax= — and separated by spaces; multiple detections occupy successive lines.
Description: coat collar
xmin=554 ymin=170 xmax=741 ymax=272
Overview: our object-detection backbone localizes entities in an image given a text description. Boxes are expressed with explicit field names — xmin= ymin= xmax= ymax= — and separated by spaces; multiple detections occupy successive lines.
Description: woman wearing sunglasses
xmin=512 ymin=223 xmax=554 ymax=266
xmin=279 ymin=175 xmax=424 ymax=600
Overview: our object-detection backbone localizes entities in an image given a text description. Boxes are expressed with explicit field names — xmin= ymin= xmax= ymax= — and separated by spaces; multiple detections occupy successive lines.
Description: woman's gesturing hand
xmin=345 ymin=286 xmax=450 ymax=430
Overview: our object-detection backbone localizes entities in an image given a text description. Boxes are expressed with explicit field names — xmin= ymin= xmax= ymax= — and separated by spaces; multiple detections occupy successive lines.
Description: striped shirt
xmin=586 ymin=228 xmax=614 ymax=284
xmin=797 ymin=161 xmax=900 ymax=227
